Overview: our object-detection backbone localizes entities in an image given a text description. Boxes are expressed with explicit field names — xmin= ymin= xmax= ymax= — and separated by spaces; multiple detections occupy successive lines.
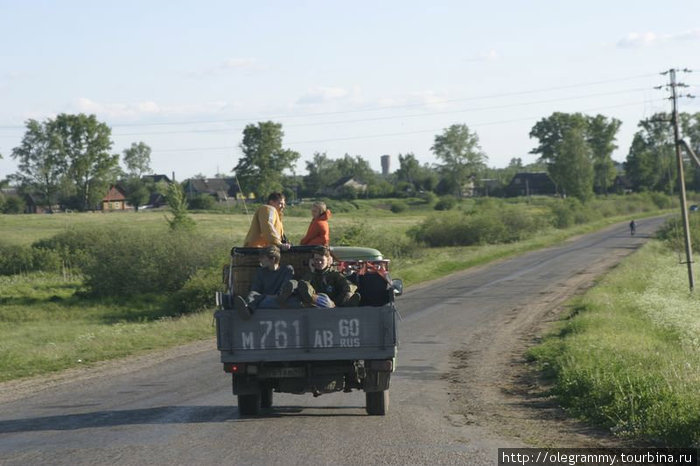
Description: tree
xmin=123 ymin=177 xmax=150 ymax=212
xmin=303 ymin=152 xmax=340 ymax=196
xmin=52 ymin=114 xmax=119 ymax=211
xmin=165 ymin=182 xmax=196 ymax=231
xmin=122 ymin=142 xmax=152 ymax=178
xmin=395 ymin=153 xmax=438 ymax=194
xmin=586 ymin=115 xmax=621 ymax=195
xmin=234 ymin=121 xmax=299 ymax=198
xmin=10 ymin=119 xmax=66 ymax=212
xmin=624 ymin=114 xmax=676 ymax=193
xmin=529 ymin=112 xmax=594 ymax=199
xmin=431 ymin=124 xmax=487 ymax=197
xmin=555 ymin=127 xmax=594 ymax=201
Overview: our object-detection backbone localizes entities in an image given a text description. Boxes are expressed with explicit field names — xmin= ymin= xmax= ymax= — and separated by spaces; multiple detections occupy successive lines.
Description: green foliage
xmin=122 ymin=141 xmax=152 ymax=178
xmin=432 ymin=124 xmax=487 ymax=197
xmin=0 ymin=242 xmax=62 ymax=275
xmin=187 ymin=193 xmax=217 ymax=210
xmin=2 ymin=196 xmax=26 ymax=214
xmin=52 ymin=113 xmax=119 ymax=211
xmin=169 ymin=266 xmax=225 ymax=314
xmin=166 ymin=183 xmax=196 ymax=231
xmin=624 ymin=114 xmax=677 ymax=193
xmin=434 ymin=195 xmax=457 ymax=211
xmin=410 ymin=201 xmax=551 ymax=247
xmin=79 ymin=229 xmax=228 ymax=297
xmin=333 ymin=221 xmax=418 ymax=259
xmin=528 ymin=242 xmax=700 ymax=446
xmin=389 ymin=201 xmax=408 ymax=213
xmin=234 ymin=121 xmax=300 ymax=198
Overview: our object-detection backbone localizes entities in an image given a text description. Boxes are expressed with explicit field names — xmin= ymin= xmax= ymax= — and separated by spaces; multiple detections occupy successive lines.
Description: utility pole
xmin=662 ymin=68 xmax=695 ymax=291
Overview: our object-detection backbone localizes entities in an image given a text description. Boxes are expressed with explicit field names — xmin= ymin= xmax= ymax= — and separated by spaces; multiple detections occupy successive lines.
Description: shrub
xmin=389 ymin=201 xmax=408 ymax=213
xmin=169 ymin=266 xmax=225 ymax=314
xmin=0 ymin=242 xmax=62 ymax=275
xmin=187 ymin=194 xmax=216 ymax=210
xmin=434 ymin=196 xmax=457 ymax=211
xmin=2 ymin=196 xmax=26 ymax=214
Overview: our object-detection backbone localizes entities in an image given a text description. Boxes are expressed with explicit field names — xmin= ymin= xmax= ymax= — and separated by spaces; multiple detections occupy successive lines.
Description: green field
xmin=0 ymin=195 xmax=678 ymax=385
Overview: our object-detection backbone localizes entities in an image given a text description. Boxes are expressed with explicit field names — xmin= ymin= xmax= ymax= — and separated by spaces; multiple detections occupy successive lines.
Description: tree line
xmin=2 ymin=110 xmax=700 ymax=213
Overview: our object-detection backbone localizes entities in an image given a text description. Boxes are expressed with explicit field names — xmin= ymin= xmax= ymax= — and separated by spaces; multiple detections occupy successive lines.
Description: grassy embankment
xmin=0 ymin=195 xmax=680 ymax=382
xmin=528 ymin=239 xmax=700 ymax=447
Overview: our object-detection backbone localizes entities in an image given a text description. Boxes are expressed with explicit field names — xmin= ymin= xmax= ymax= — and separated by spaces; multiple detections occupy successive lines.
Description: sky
xmin=1 ymin=0 xmax=699 ymax=181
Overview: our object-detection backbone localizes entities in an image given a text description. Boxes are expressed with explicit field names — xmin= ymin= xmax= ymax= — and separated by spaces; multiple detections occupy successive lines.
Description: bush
xmin=2 ymin=196 xmax=26 ymax=214
xmin=35 ymin=227 xmax=229 ymax=297
xmin=0 ymin=242 xmax=62 ymax=275
xmin=169 ymin=266 xmax=225 ymax=314
xmin=389 ymin=201 xmax=408 ymax=213
xmin=187 ymin=194 xmax=216 ymax=210
xmin=434 ymin=196 xmax=457 ymax=211
xmin=80 ymin=230 xmax=228 ymax=297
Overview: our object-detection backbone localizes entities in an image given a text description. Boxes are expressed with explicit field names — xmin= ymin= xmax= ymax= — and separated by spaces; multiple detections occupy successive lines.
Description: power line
xmin=0 ymin=72 xmax=662 ymax=131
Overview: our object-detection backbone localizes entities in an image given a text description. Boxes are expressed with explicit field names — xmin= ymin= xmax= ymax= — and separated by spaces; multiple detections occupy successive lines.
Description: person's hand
xmin=280 ymin=243 xmax=291 ymax=251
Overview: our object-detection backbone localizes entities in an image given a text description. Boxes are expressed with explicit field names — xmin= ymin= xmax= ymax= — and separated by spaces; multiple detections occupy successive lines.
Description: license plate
xmin=259 ymin=367 xmax=306 ymax=378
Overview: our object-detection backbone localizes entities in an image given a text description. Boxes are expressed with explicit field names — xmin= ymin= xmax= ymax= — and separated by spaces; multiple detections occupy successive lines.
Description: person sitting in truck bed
xmin=296 ymin=246 xmax=361 ymax=308
xmin=233 ymin=245 xmax=300 ymax=319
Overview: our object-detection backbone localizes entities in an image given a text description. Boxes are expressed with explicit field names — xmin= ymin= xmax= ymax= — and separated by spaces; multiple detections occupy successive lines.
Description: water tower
xmin=380 ymin=154 xmax=390 ymax=176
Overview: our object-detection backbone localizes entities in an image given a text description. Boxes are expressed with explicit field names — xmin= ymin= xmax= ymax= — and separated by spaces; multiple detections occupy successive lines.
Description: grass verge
xmin=527 ymin=240 xmax=700 ymax=447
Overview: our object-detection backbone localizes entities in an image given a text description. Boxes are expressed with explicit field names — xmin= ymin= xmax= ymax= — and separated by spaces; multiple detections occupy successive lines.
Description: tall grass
xmin=528 ymin=240 xmax=700 ymax=447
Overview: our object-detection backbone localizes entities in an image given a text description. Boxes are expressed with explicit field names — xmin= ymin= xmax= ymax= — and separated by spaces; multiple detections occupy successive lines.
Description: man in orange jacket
xmin=244 ymin=192 xmax=291 ymax=250
xmin=299 ymin=201 xmax=331 ymax=246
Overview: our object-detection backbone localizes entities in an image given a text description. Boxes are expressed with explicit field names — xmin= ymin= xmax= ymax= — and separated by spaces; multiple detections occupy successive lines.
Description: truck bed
xmin=215 ymin=305 xmax=398 ymax=363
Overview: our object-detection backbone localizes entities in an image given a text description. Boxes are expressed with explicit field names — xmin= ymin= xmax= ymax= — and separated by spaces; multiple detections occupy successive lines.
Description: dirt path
xmin=446 ymin=252 xmax=635 ymax=448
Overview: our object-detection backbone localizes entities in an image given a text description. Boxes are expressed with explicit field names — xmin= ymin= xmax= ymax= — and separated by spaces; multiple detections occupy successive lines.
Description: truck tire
xmin=365 ymin=390 xmax=389 ymax=415
xmin=261 ymin=387 xmax=273 ymax=409
xmin=237 ymin=393 xmax=261 ymax=416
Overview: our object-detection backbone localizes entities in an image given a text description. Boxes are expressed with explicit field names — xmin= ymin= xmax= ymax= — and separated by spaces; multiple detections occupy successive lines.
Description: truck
xmin=214 ymin=245 xmax=402 ymax=416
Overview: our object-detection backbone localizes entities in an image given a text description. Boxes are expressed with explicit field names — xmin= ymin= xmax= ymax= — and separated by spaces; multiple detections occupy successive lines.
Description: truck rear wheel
xmin=237 ymin=393 xmax=261 ymax=416
xmin=261 ymin=387 xmax=273 ymax=409
xmin=365 ymin=390 xmax=389 ymax=415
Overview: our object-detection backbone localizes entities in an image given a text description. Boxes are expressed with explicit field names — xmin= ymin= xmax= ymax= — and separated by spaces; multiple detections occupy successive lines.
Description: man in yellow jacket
xmin=244 ymin=192 xmax=291 ymax=250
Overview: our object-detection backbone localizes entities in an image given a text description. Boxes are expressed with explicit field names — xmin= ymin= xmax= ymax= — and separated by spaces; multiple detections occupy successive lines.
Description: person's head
xmin=259 ymin=245 xmax=281 ymax=270
xmin=311 ymin=201 xmax=327 ymax=219
xmin=267 ymin=192 xmax=286 ymax=214
xmin=310 ymin=246 xmax=332 ymax=271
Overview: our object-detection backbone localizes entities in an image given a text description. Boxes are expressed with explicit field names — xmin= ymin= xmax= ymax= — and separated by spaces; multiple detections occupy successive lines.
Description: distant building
xmin=102 ymin=184 xmax=131 ymax=211
xmin=320 ymin=176 xmax=368 ymax=197
xmin=505 ymin=172 xmax=557 ymax=197
xmin=182 ymin=177 xmax=252 ymax=203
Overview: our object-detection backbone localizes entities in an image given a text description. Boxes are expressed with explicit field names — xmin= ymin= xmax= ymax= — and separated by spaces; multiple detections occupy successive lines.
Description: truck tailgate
xmin=215 ymin=306 xmax=397 ymax=362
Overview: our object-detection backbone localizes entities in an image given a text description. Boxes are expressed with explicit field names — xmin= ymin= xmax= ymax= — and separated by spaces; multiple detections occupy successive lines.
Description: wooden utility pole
xmin=667 ymin=68 xmax=695 ymax=291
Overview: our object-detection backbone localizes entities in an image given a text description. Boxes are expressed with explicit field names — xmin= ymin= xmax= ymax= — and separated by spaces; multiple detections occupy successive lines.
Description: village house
xmin=101 ymin=184 xmax=130 ymax=211
xmin=505 ymin=172 xmax=557 ymax=197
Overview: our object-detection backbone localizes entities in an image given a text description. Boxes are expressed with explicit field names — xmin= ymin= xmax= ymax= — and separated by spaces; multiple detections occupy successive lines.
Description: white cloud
xmin=463 ymin=49 xmax=500 ymax=63
xmin=220 ymin=58 xmax=258 ymax=70
xmin=617 ymin=32 xmax=658 ymax=48
xmin=296 ymin=86 xmax=351 ymax=105
xmin=72 ymin=98 xmax=229 ymax=119
xmin=617 ymin=29 xmax=700 ymax=48
xmin=378 ymin=90 xmax=450 ymax=110
xmin=187 ymin=58 xmax=265 ymax=78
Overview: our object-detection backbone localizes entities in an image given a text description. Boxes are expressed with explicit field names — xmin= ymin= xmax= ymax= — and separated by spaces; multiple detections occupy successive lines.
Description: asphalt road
xmin=0 ymin=217 xmax=666 ymax=466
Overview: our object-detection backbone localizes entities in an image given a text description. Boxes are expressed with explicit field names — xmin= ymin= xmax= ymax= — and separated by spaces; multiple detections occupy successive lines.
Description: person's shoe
xmin=298 ymin=281 xmax=316 ymax=306
xmin=344 ymin=292 xmax=361 ymax=307
xmin=233 ymin=295 xmax=251 ymax=320
xmin=276 ymin=280 xmax=295 ymax=307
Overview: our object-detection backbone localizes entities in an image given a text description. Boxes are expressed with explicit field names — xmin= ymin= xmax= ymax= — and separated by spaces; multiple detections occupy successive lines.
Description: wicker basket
xmin=225 ymin=246 xmax=316 ymax=296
